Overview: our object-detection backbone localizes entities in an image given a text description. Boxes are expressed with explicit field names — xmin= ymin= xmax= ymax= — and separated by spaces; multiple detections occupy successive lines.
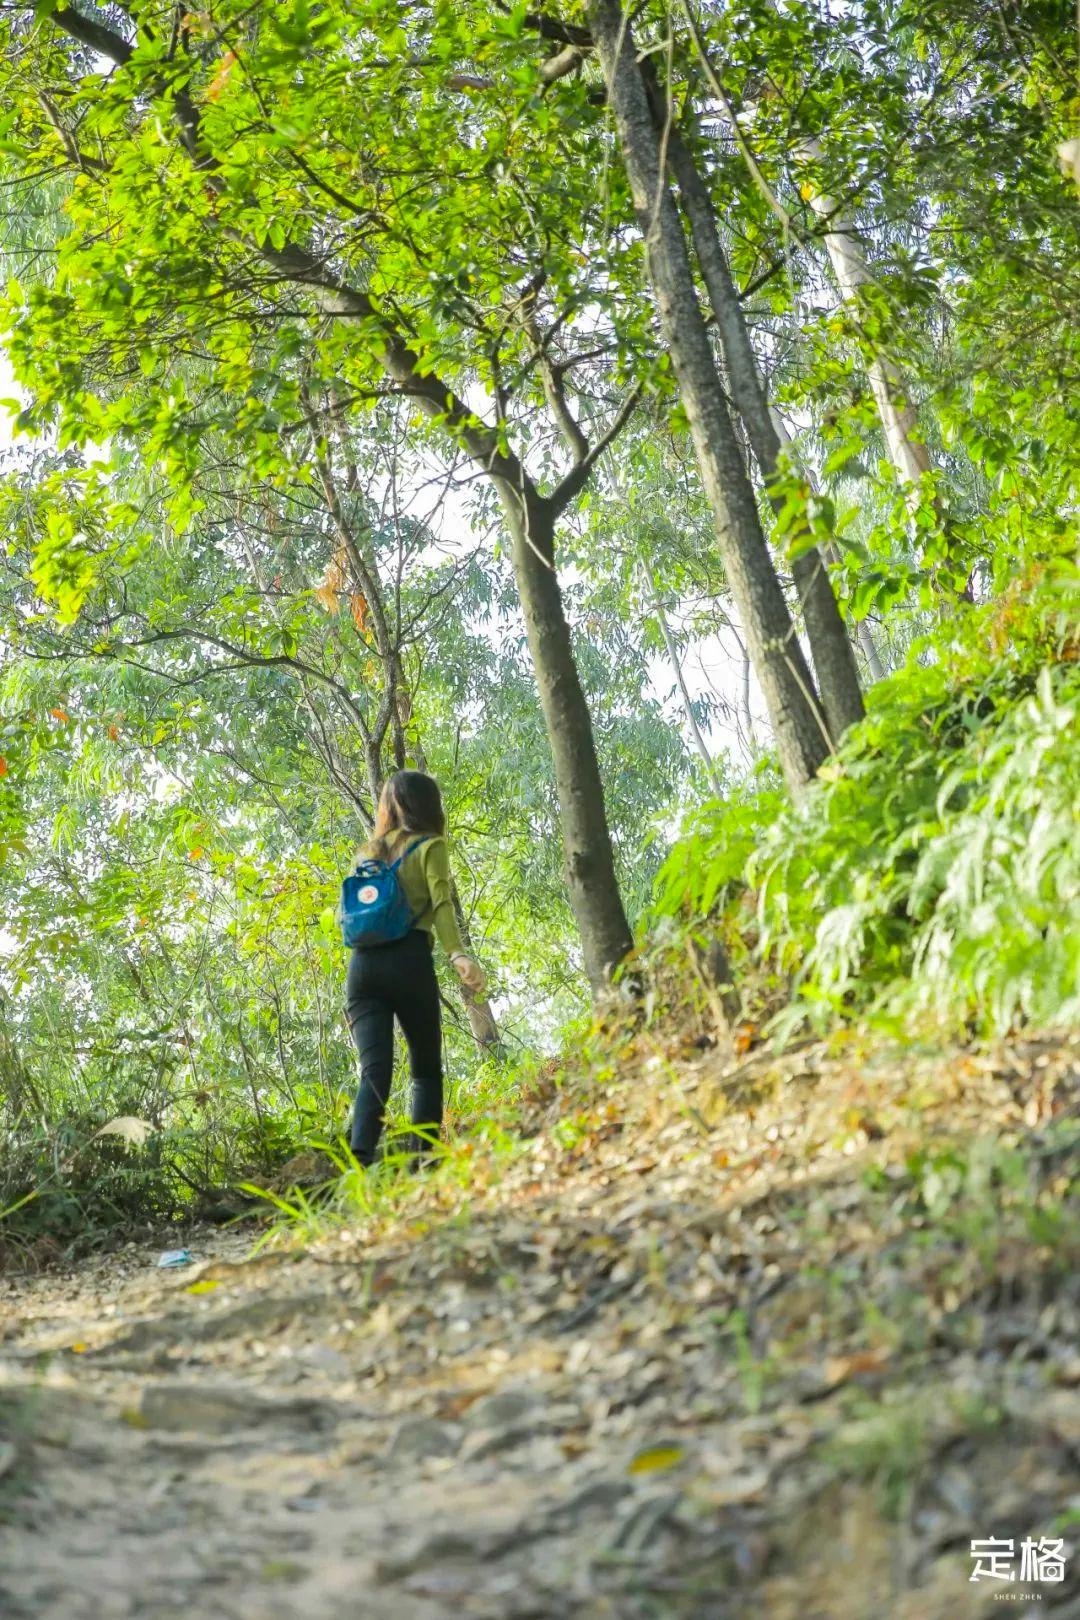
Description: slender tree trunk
xmin=739 ymin=651 xmax=755 ymax=754
xmin=607 ymin=448 xmax=724 ymax=792
xmin=855 ymin=616 xmax=886 ymax=683
xmin=589 ymin=0 xmax=829 ymax=789
xmin=246 ymin=479 xmax=506 ymax=1042
xmin=657 ymin=111 xmax=865 ymax=739
xmin=647 ymin=576 xmax=723 ymax=795
xmin=796 ymin=137 xmax=930 ymax=490
xmin=767 ymin=407 xmax=887 ymax=682
xmin=498 ymin=487 xmax=634 ymax=991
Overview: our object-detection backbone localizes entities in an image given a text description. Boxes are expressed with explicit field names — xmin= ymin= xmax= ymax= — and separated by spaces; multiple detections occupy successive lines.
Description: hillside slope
xmin=2 ymin=1027 xmax=1078 ymax=1618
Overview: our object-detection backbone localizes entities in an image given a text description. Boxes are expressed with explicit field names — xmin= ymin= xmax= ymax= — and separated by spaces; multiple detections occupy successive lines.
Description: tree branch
xmin=52 ymin=5 xmax=133 ymax=65
xmin=524 ymin=313 xmax=590 ymax=463
xmin=546 ymin=383 xmax=643 ymax=515
xmin=37 ymin=91 xmax=108 ymax=173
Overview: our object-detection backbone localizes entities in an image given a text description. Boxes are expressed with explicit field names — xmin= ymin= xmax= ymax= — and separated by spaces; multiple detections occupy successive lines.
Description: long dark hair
xmin=365 ymin=770 xmax=445 ymax=862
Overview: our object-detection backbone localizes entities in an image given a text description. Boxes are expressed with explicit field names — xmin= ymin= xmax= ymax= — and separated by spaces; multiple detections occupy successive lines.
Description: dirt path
xmin=2 ymin=1032 xmax=1078 ymax=1618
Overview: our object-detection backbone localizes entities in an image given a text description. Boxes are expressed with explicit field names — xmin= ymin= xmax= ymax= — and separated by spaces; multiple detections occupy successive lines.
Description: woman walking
xmin=345 ymin=770 xmax=485 ymax=1167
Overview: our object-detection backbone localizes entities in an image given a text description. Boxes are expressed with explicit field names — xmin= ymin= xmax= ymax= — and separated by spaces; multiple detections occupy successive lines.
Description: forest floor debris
xmin=2 ymin=1027 xmax=1078 ymax=1618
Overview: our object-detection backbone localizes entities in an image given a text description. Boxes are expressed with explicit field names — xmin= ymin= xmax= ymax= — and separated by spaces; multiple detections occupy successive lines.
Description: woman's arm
xmin=418 ymin=837 xmax=467 ymax=958
xmin=418 ymin=838 xmax=486 ymax=993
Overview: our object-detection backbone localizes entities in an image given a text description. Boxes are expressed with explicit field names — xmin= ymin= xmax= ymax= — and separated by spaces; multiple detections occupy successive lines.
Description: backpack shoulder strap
xmin=388 ymin=834 xmax=431 ymax=873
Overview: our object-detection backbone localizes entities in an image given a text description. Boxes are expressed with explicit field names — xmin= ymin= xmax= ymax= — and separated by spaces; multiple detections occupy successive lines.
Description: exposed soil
xmin=2 ymin=1029 xmax=1078 ymax=1618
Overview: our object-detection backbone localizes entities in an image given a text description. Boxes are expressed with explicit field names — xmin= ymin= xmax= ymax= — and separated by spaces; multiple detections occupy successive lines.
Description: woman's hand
xmin=452 ymin=954 xmax=486 ymax=996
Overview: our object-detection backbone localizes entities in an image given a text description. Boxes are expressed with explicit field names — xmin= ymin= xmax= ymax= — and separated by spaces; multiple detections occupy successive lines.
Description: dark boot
xmin=408 ymin=1077 xmax=442 ymax=1171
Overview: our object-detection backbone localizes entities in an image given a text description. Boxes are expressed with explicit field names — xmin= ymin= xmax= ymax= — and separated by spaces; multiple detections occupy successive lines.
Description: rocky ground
xmin=2 ymin=1027 xmax=1078 ymax=1619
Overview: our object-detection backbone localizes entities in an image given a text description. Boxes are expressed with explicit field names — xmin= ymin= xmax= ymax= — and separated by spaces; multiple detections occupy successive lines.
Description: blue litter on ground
xmin=157 ymin=1248 xmax=193 ymax=1268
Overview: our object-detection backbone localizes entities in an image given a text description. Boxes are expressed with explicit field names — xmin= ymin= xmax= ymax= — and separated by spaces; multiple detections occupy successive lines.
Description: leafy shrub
xmin=0 ymin=1087 xmax=325 ymax=1255
xmin=655 ymin=556 xmax=1080 ymax=1035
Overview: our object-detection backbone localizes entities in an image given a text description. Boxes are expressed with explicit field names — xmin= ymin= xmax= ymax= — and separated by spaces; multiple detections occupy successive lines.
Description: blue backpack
xmin=338 ymin=836 xmax=430 ymax=948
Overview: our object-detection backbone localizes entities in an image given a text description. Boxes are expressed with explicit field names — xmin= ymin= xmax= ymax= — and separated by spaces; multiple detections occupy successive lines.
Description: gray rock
xmin=384 ymin=1415 xmax=459 ymax=1464
xmin=1041 ymin=1388 xmax=1080 ymax=1447
xmin=933 ymin=1464 xmax=977 ymax=1519
xmin=374 ymin=1530 xmax=491 ymax=1579
xmin=295 ymin=1343 xmax=351 ymax=1376
xmin=460 ymin=1421 xmax=546 ymax=1463
xmin=545 ymin=1474 xmax=632 ymax=1525
xmin=140 ymin=1381 xmax=333 ymax=1434
xmin=465 ymin=1386 xmax=543 ymax=1430
xmin=608 ymin=1490 xmax=682 ymax=1555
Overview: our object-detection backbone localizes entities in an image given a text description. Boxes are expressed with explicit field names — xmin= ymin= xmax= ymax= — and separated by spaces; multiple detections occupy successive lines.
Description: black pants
xmin=345 ymin=930 xmax=443 ymax=1164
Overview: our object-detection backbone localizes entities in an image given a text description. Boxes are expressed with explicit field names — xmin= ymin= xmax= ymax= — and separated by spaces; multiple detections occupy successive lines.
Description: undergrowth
xmin=0 ymin=1037 xmax=533 ymax=1261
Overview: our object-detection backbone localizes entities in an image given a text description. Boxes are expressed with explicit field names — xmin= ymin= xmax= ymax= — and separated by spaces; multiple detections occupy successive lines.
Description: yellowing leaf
xmin=628 ymin=1443 xmax=685 ymax=1475
xmin=206 ymin=50 xmax=238 ymax=102
xmin=824 ymin=1346 xmax=891 ymax=1386
xmin=315 ymin=551 xmax=347 ymax=614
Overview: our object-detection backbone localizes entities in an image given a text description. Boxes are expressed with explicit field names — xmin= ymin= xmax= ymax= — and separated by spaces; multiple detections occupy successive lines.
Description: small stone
xmin=1041 ymin=1389 xmax=1080 ymax=1447
xmin=296 ymin=1343 xmax=350 ymax=1375
xmin=1050 ymin=1353 xmax=1080 ymax=1387
xmin=384 ymin=1416 xmax=459 ymax=1464
xmin=465 ymin=1386 xmax=542 ymax=1430
xmin=933 ymin=1464 xmax=976 ymax=1519
xmin=545 ymin=1475 xmax=631 ymax=1525
xmin=374 ymin=1531 xmax=486 ymax=1579
xmin=460 ymin=1421 xmax=544 ymax=1462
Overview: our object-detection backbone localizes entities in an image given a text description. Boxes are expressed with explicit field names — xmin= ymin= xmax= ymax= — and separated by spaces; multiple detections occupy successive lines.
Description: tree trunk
xmin=498 ymin=487 xmax=635 ymax=991
xmin=739 ymin=649 xmax=755 ymax=756
xmin=658 ymin=112 xmax=865 ymax=740
xmin=768 ymin=407 xmax=887 ymax=682
xmin=589 ymin=0 xmax=829 ymax=788
xmin=647 ymin=571 xmax=724 ymax=795
xmin=796 ymin=137 xmax=931 ymax=490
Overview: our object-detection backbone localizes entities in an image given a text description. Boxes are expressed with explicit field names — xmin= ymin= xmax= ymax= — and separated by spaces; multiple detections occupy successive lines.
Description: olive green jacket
xmin=377 ymin=829 xmax=466 ymax=959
